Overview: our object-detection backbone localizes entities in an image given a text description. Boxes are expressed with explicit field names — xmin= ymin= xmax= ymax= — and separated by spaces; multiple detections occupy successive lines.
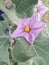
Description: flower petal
xmin=33 ymin=21 xmax=45 ymax=28
xmin=18 ymin=14 xmax=38 ymax=27
xmin=37 ymin=0 xmax=43 ymax=6
xmin=38 ymin=5 xmax=48 ymax=17
xmin=24 ymin=32 xmax=35 ymax=44
xmin=19 ymin=18 xmax=31 ymax=26
xmin=11 ymin=18 xmax=27 ymax=38
xmin=18 ymin=18 xmax=26 ymax=28
xmin=30 ymin=14 xmax=38 ymax=27
xmin=37 ymin=0 xmax=48 ymax=18
xmin=31 ymin=29 xmax=41 ymax=39
xmin=24 ymin=18 xmax=31 ymax=26
xmin=11 ymin=26 xmax=24 ymax=38
xmin=31 ymin=22 xmax=45 ymax=38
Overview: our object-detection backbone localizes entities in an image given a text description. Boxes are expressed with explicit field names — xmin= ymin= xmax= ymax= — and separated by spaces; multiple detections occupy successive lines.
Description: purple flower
xmin=35 ymin=0 xmax=48 ymax=20
xmin=11 ymin=14 xmax=45 ymax=44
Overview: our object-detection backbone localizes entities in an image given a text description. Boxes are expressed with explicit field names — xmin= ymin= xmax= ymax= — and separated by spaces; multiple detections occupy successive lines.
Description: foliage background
xmin=0 ymin=0 xmax=49 ymax=65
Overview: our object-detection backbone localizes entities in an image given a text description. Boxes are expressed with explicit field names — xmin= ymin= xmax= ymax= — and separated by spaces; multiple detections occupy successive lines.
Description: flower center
xmin=24 ymin=26 xmax=31 ymax=32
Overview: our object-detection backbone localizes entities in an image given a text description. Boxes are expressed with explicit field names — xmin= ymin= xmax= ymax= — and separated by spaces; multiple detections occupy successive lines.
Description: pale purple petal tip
xmin=24 ymin=33 xmax=35 ymax=44
xmin=10 ymin=27 xmax=24 ymax=38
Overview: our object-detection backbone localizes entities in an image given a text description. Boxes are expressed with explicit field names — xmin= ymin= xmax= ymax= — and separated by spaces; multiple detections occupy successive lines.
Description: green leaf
xmin=46 ymin=22 xmax=49 ymax=34
xmin=11 ymin=38 xmax=36 ymax=62
xmin=0 ymin=39 xmax=10 ymax=65
xmin=0 ymin=16 xmax=9 ymax=46
xmin=16 ymin=6 xmax=33 ymax=18
xmin=33 ymin=33 xmax=49 ymax=65
xmin=0 ymin=38 xmax=7 ymax=48
xmin=12 ymin=33 xmax=49 ymax=65
xmin=0 ymin=62 xmax=8 ymax=65
xmin=0 ymin=22 xmax=7 ymax=35
xmin=12 ymin=0 xmax=38 ymax=17
xmin=18 ymin=57 xmax=46 ymax=65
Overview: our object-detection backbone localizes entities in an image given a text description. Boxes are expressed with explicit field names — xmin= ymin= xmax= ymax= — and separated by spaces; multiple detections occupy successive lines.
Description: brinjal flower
xmin=11 ymin=14 xmax=45 ymax=44
xmin=35 ymin=0 xmax=48 ymax=20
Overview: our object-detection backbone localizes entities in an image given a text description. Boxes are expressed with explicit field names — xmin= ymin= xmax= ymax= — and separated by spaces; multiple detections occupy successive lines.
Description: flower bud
xmin=6 ymin=1 xmax=12 ymax=9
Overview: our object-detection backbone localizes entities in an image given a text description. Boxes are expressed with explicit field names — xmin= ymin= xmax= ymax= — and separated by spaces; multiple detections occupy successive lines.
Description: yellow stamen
xmin=24 ymin=26 xmax=31 ymax=32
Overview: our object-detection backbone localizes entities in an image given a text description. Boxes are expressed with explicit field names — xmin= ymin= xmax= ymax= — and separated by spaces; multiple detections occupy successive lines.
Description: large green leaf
xmin=12 ymin=33 xmax=49 ymax=65
xmin=18 ymin=57 xmax=46 ymax=65
xmin=0 ymin=14 xmax=9 ymax=46
xmin=12 ymin=0 xmax=38 ymax=17
xmin=0 ymin=39 xmax=10 ymax=65
xmin=34 ymin=33 xmax=49 ymax=65
xmin=11 ymin=38 xmax=36 ymax=62
xmin=0 ymin=15 xmax=10 ymax=63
